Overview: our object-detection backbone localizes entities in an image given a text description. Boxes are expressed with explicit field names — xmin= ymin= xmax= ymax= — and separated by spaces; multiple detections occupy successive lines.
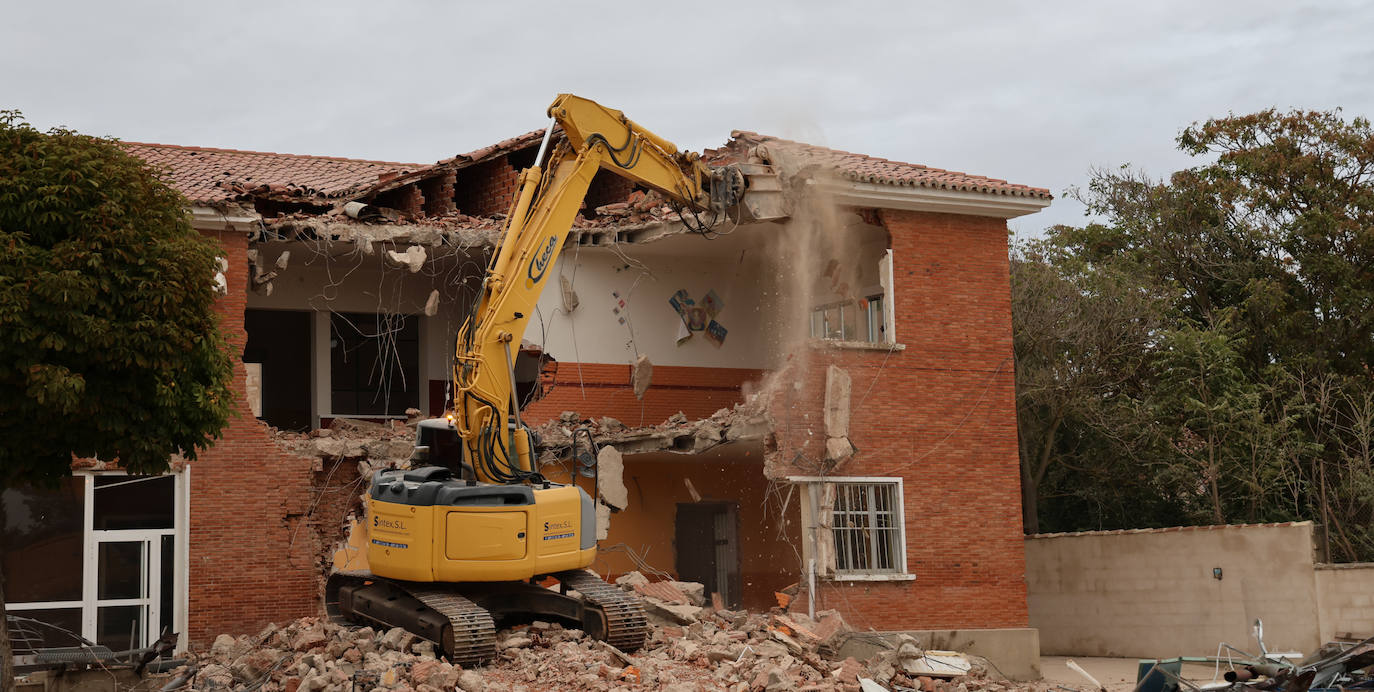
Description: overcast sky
xmin=4 ymin=1 xmax=1372 ymax=235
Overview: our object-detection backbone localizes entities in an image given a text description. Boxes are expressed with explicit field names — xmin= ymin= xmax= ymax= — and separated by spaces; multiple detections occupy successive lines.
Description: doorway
xmin=674 ymin=502 xmax=741 ymax=608
xmin=244 ymin=309 xmax=313 ymax=431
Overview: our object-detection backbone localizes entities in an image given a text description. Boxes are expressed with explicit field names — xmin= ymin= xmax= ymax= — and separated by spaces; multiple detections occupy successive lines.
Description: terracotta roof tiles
xmin=122 ymin=142 xmax=425 ymax=205
xmin=727 ymin=130 xmax=1051 ymax=200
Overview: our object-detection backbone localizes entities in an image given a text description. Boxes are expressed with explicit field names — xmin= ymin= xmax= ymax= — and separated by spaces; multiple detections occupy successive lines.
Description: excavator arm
xmin=328 ymin=95 xmax=784 ymax=661
xmin=450 ymin=94 xmax=770 ymax=484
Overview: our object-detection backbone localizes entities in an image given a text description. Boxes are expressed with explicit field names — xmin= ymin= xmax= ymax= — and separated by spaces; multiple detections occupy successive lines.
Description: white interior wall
xmin=531 ymin=236 xmax=776 ymax=369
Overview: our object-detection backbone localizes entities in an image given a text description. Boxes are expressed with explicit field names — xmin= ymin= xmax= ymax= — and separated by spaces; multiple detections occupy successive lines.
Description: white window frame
xmin=807 ymin=249 xmax=898 ymax=348
xmin=789 ymin=475 xmax=914 ymax=582
xmin=5 ymin=470 xmax=190 ymax=653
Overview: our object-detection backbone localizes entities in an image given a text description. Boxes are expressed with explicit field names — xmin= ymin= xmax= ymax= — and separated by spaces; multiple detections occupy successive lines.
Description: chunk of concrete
xmin=824 ymin=365 xmax=851 ymax=438
xmin=595 ymin=501 xmax=610 ymax=540
xmin=643 ymin=598 xmax=701 ymax=625
xmin=826 ymin=436 xmax=855 ymax=464
xmin=597 ymin=445 xmax=629 ymax=510
xmin=424 ymin=289 xmax=440 ymax=317
xmin=560 ymin=275 xmax=579 ymax=313
xmin=385 ymin=245 xmax=427 ymax=273
xmin=632 ymin=354 xmax=653 ymax=400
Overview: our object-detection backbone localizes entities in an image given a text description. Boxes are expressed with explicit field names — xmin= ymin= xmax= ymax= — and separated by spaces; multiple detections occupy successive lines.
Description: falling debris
xmin=631 ymin=354 xmax=653 ymax=400
xmin=424 ymin=289 xmax=441 ymax=317
xmin=596 ymin=445 xmax=629 ymax=510
xmin=385 ymin=244 xmax=427 ymax=273
xmin=560 ymin=274 xmax=579 ymax=313
xmin=824 ymin=365 xmax=854 ymax=464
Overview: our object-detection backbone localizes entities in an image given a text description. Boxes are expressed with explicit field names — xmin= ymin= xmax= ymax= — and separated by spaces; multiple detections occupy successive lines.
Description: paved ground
xmin=1040 ymin=656 xmax=1226 ymax=692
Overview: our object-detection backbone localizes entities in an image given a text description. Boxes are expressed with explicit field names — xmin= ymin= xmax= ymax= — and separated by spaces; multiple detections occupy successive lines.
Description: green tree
xmin=1017 ymin=109 xmax=1374 ymax=558
xmin=1010 ymin=230 xmax=1167 ymax=533
xmin=0 ymin=113 xmax=234 ymax=689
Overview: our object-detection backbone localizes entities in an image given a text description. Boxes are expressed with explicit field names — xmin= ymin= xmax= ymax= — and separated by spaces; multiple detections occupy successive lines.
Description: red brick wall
xmin=767 ymin=210 xmax=1029 ymax=631
xmin=453 ymin=157 xmax=521 ymax=216
xmin=186 ymin=230 xmax=324 ymax=645
xmin=514 ymin=363 xmax=764 ymax=427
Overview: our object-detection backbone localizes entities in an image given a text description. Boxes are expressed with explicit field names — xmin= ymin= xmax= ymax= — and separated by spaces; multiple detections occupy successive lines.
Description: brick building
xmin=1 ymin=125 xmax=1048 ymax=662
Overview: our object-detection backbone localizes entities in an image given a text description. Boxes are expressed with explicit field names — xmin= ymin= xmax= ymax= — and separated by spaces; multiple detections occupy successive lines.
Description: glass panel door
xmin=91 ymin=532 xmax=162 ymax=650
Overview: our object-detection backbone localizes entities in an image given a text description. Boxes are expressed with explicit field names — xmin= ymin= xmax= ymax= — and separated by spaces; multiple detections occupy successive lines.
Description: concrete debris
xmin=825 ymin=436 xmax=856 ymax=464
xmin=631 ymin=354 xmax=653 ymax=400
xmin=262 ymin=215 xmax=500 ymax=252
xmin=385 ymin=245 xmax=428 ymax=273
xmin=183 ymin=582 xmax=1056 ymax=692
xmin=824 ymin=365 xmax=854 ymax=464
xmin=424 ymin=289 xmax=440 ymax=317
xmin=535 ymin=400 xmax=774 ymax=462
xmin=824 ymin=365 xmax=851 ymax=438
xmin=272 ymin=417 xmax=417 ymax=468
xmin=595 ymin=501 xmax=611 ymax=540
xmin=560 ymin=274 xmax=579 ymax=313
xmin=596 ymin=445 xmax=629 ymax=510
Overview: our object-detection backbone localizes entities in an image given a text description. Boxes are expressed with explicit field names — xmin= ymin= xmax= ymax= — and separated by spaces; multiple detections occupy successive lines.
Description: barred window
xmin=832 ymin=481 xmax=903 ymax=575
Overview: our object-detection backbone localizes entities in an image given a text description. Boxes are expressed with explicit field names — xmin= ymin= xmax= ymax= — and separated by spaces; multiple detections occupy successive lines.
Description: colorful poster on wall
xmin=669 ymin=289 xmax=693 ymax=318
xmin=703 ymin=289 xmax=724 ymax=318
xmin=705 ymin=320 xmax=727 ymax=347
xmin=686 ymin=306 xmax=708 ymax=332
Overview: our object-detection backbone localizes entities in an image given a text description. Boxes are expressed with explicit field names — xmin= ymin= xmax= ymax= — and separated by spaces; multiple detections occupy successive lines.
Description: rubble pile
xmin=534 ymin=402 xmax=773 ymax=461
xmin=274 ymin=416 xmax=419 ymax=470
xmin=175 ymin=573 xmax=1052 ymax=692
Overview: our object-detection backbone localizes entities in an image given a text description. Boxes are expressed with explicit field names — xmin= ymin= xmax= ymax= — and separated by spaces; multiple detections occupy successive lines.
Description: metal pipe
xmin=533 ymin=118 xmax=556 ymax=169
xmin=504 ymin=342 xmax=522 ymax=431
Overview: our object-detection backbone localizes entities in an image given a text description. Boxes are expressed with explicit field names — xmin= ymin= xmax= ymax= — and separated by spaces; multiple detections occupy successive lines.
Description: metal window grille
xmin=832 ymin=482 xmax=902 ymax=574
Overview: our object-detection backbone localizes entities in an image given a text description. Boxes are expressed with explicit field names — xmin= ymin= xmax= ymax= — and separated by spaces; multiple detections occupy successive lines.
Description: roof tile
xmin=724 ymin=131 xmax=1051 ymax=199
xmin=122 ymin=142 xmax=424 ymax=205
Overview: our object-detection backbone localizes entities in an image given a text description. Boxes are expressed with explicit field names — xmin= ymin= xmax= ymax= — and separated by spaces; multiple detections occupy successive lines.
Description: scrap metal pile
xmin=1125 ymin=621 xmax=1374 ymax=692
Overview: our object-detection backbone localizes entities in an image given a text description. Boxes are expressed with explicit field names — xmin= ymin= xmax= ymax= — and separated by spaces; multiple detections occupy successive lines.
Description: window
xmin=791 ymin=476 xmax=912 ymax=580
xmin=808 ymin=295 xmax=887 ymax=344
xmin=831 ymin=481 xmax=901 ymax=575
xmin=810 ymin=301 xmax=856 ymax=341
xmin=3 ymin=473 xmax=187 ymax=653
xmin=330 ymin=312 xmax=420 ymax=417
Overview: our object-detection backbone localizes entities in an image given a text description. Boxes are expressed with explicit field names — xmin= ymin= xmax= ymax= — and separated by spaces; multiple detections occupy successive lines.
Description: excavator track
xmin=326 ymin=570 xmax=646 ymax=664
xmin=556 ymin=570 xmax=648 ymax=652
xmin=326 ymin=575 xmax=498 ymax=667
xmin=404 ymin=585 xmax=498 ymax=667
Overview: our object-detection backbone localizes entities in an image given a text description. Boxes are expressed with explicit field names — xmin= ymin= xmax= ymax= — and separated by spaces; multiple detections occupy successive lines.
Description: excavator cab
xmin=411 ymin=418 xmax=474 ymax=481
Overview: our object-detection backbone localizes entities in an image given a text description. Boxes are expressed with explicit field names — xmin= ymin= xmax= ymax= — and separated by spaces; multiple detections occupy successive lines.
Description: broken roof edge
xmin=436 ymin=127 xmax=554 ymax=169
xmin=716 ymin=130 xmax=1052 ymax=219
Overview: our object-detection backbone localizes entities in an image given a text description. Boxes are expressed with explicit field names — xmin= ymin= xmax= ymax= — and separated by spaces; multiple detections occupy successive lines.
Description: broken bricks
xmin=177 ymin=591 xmax=1050 ymax=692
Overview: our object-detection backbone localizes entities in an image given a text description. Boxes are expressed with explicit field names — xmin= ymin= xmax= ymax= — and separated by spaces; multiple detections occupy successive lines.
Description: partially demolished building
xmin=0 ymin=124 xmax=1049 ymax=656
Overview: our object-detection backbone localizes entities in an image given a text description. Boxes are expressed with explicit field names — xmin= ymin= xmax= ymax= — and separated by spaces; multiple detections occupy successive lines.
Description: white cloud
xmin=3 ymin=0 xmax=1370 ymax=234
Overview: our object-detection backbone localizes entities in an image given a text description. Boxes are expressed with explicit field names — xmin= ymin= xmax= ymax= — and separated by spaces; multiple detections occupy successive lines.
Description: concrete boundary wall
xmin=1316 ymin=563 xmax=1374 ymax=642
xmin=1026 ymin=522 xmax=1336 ymax=658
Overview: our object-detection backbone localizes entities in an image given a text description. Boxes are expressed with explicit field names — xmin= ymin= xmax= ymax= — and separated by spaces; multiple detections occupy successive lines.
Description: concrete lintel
xmin=191 ymin=205 xmax=260 ymax=232
xmin=816 ymin=180 xmax=1051 ymax=219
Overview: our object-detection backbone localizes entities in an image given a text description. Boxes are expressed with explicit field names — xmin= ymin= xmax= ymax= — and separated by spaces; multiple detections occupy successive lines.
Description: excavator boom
xmin=329 ymin=94 xmax=781 ymax=664
xmin=453 ymin=94 xmax=773 ymax=484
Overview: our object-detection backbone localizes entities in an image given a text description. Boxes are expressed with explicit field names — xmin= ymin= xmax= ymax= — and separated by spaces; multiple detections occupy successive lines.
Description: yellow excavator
xmin=325 ymin=94 xmax=783 ymax=665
